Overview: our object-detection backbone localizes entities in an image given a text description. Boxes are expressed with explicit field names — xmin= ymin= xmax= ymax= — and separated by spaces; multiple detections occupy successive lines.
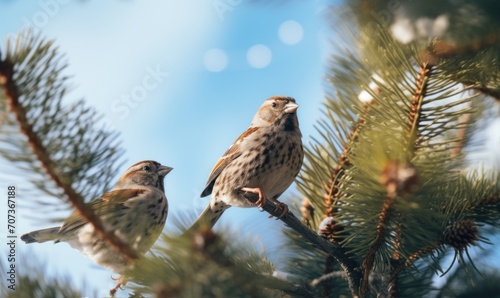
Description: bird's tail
xmin=187 ymin=204 xmax=226 ymax=233
xmin=21 ymin=227 xmax=61 ymax=244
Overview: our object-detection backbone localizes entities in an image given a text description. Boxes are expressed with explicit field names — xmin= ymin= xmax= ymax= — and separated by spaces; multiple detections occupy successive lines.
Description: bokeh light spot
xmin=278 ymin=20 xmax=304 ymax=45
xmin=203 ymin=48 xmax=228 ymax=72
xmin=246 ymin=44 xmax=272 ymax=69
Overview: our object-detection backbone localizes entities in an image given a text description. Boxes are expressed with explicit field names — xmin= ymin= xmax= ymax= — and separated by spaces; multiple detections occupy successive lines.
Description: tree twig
xmin=323 ymin=104 xmax=370 ymax=218
xmin=0 ymin=56 xmax=139 ymax=260
xmin=242 ymin=190 xmax=362 ymax=297
xmin=407 ymin=62 xmax=432 ymax=150
xmin=391 ymin=242 xmax=441 ymax=279
xmin=322 ymin=255 xmax=336 ymax=296
xmin=360 ymin=191 xmax=395 ymax=297
xmin=310 ymin=271 xmax=347 ymax=288
xmin=428 ymin=33 xmax=500 ymax=59
xmin=473 ymin=86 xmax=500 ymax=101
xmin=193 ymin=228 xmax=319 ymax=298
xmin=261 ymin=275 xmax=319 ymax=298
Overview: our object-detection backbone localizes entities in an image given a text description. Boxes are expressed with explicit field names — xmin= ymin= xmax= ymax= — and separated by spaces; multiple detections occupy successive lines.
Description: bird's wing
xmin=200 ymin=126 xmax=259 ymax=197
xmin=58 ymin=189 xmax=146 ymax=235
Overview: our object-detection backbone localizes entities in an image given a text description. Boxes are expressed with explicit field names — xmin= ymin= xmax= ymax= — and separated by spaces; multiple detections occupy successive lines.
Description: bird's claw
xmin=255 ymin=194 xmax=267 ymax=208
xmin=241 ymin=187 xmax=267 ymax=208
xmin=241 ymin=187 xmax=288 ymax=219
xmin=273 ymin=202 xmax=289 ymax=219
xmin=109 ymin=275 xmax=126 ymax=296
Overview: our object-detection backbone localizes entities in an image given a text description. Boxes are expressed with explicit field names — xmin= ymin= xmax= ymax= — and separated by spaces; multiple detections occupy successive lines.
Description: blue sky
xmin=0 ymin=1 xmax=335 ymax=296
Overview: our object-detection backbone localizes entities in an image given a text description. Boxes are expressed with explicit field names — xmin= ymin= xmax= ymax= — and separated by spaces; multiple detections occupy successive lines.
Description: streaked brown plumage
xmin=191 ymin=96 xmax=304 ymax=229
xmin=21 ymin=160 xmax=172 ymax=294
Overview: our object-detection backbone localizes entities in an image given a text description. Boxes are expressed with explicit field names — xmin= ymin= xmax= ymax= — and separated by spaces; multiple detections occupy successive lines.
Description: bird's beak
xmin=158 ymin=165 xmax=173 ymax=177
xmin=284 ymin=102 xmax=299 ymax=114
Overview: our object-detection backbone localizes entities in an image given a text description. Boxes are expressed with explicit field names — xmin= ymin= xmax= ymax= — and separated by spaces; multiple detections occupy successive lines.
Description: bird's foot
xmin=110 ymin=275 xmax=127 ymax=296
xmin=241 ymin=187 xmax=267 ymax=209
xmin=272 ymin=201 xmax=289 ymax=219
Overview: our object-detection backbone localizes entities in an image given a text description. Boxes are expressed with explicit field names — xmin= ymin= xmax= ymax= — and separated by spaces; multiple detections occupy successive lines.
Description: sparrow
xmin=190 ymin=96 xmax=303 ymax=230
xmin=21 ymin=160 xmax=173 ymax=295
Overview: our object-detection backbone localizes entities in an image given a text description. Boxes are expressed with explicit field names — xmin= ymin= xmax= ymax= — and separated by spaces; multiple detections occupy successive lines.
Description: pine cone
xmin=443 ymin=219 xmax=479 ymax=251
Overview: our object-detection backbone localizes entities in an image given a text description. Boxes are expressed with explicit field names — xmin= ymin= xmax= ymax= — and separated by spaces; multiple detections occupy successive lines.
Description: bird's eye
xmin=271 ymin=102 xmax=277 ymax=108
xmin=143 ymin=165 xmax=151 ymax=171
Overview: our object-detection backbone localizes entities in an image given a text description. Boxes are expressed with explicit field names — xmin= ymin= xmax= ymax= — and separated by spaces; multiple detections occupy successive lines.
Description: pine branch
xmin=260 ymin=275 xmax=319 ymax=298
xmin=388 ymin=273 xmax=399 ymax=298
xmin=311 ymin=104 xmax=371 ymax=297
xmin=459 ymin=192 xmax=500 ymax=226
xmin=241 ymin=190 xmax=362 ymax=297
xmin=356 ymin=61 xmax=436 ymax=296
xmin=366 ymin=64 xmax=435 ymax=294
xmin=390 ymin=194 xmax=499 ymax=279
xmin=134 ymin=228 xmax=318 ymax=297
xmin=322 ymin=255 xmax=336 ymax=296
xmin=310 ymin=271 xmax=347 ymax=288
xmin=472 ymin=86 xmax=500 ymax=101
xmin=426 ymin=34 xmax=500 ymax=101
xmin=360 ymin=184 xmax=396 ymax=297
xmin=428 ymin=32 xmax=500 ymax=60
xmin=360 ymin=159 xmax=420 ymax=297
xmin=389 ymin=213 xmax=403 ymax=297
xmin=300 ymin=8 xmax=500 ymax=297
xmin=0 ymin=37 xmax=138 ymax=260
xmin=408 ymin=63 xmax=432 ymax=150
xmin=323 ymin=104 xmax=370 ymax=218
xmin=391 ymin=215 xmax=402 ymax=263
xmin=391 ymin=242 xmax=442 ymax=279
